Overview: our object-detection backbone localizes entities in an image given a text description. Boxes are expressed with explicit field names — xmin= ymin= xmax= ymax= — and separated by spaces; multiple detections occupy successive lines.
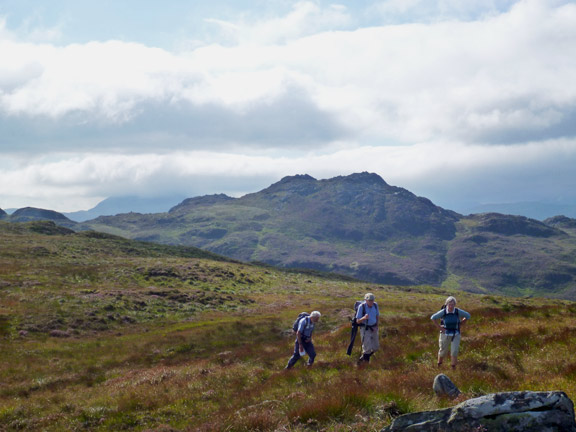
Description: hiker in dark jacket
xmin=356 ymin=293 xmax=379 ymax=364
xmin=285 ymin=311 xmax=321 ymax=369
xmin=431 ymin=296 xmax=471 ymax=369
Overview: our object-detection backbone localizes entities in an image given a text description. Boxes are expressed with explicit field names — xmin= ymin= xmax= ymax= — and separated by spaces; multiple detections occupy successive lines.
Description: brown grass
xmin=3 ymin=227 xmax=576 ymax=430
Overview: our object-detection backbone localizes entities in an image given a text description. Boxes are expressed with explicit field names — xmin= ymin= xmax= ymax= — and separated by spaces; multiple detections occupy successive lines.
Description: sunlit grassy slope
xmin=2 ymin=221 xmax=576 ymax=431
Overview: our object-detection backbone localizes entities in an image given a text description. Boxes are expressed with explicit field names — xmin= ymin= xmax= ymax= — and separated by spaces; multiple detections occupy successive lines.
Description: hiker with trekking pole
xmin=350 ymin=293 xmax=380 ymax=364
xmin=431 ymin=296 xmax=471 ymax=370
xmin=285 ymin=310 xmax=321 ymax=369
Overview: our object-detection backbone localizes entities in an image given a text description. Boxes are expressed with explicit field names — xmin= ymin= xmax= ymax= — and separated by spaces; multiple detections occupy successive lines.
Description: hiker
xmin=356 ymin=293 xmax=379 ymax=364
xmin=431 ymin=296 xmax=471 ymax=369
xmin=285 ymin=311 xmax=321 ymax=369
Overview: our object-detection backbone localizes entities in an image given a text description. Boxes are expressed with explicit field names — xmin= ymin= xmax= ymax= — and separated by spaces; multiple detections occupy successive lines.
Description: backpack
xmin=353 ymin=300 xmax=379 ymax=326
xmin=440 ymin=304 xmax=460 ymax=332
xmin=292 ymin=312 xmax=310 ymax=333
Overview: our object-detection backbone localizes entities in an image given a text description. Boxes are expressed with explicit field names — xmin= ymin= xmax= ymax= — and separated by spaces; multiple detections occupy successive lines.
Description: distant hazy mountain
xmin=81 ymin=172 xmax=576 ymax=299
xmin=64 ymin=195 xmax=187 ymax=222
xmin=460 ymin=202 xmax=576 ymax=220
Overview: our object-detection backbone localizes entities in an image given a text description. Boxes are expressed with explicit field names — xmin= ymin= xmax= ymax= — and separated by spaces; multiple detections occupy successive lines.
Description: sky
xmin=1 ymin=0 xmax=576 ymax=213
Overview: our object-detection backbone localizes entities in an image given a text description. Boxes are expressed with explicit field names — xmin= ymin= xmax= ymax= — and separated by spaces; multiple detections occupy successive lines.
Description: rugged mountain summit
xmin=94 ymin=172 xmax=458 ymax=286
xmin=79 ymin=173 xmax=576 ymax=297
xmin=6 ymin=173 xmax=576 ymax=298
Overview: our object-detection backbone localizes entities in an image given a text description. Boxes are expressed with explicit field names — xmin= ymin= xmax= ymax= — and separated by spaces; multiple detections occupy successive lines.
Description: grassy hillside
xmin=2 ymin=221 xmax=576 ymax=431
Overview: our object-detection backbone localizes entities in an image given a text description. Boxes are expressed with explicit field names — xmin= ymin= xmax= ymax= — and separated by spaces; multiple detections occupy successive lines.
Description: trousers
xmin=286 ymin=338 xmax=316 ymax=368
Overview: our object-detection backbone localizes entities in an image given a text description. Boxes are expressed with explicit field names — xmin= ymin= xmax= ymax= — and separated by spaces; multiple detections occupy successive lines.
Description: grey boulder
xmin=433 ymin=374 xmax=461 ymax=399
xmin=382 ymin=391 xmax=576 ymax=432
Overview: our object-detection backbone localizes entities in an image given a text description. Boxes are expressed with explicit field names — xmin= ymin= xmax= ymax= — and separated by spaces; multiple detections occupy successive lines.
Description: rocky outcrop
xmin=545 ymin=215 xmax=576 ymax=230
xmin=469 ymin=213 xmax=563 ymax=238
xmin=382 ymin=391 xmax=576 ymax=432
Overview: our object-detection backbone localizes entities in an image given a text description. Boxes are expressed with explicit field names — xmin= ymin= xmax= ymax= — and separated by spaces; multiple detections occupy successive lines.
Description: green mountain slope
xmin=447 ymin=213 xmax=576 ymax=297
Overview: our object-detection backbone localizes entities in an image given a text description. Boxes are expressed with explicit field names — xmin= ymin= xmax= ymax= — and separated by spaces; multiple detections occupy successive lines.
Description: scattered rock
xmin=382 ymin=391 xmax=576 ymax=432
xmin=433 ymin=374 xmax=461 ymax=399
xmin=49 ymin=329 xmax=71 ymax=338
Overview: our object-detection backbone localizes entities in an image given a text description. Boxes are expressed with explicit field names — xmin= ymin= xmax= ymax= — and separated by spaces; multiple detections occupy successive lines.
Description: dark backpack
xmin=440 ymin=304 xmax=460 ymax=332
xmin=292 ymin=312 xmax=310 ymax=333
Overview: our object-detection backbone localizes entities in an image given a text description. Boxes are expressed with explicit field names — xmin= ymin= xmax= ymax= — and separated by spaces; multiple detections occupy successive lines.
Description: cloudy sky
xmin=1 ymin=0 xmax=576 ymax=213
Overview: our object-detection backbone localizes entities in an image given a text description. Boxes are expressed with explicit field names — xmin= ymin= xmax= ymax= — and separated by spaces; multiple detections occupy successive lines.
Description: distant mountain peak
xmin=278 ymin=174 xmax=316 ymax=183
xmin=169 ymin=194 xmax=234 ymax=213
xmin=331 ymin=172 xmax=388 ymax=186
xmin=261 ymin=172 xmax=389 ymax=197
xmin=258 ymin=174 xmax=319 ymax=197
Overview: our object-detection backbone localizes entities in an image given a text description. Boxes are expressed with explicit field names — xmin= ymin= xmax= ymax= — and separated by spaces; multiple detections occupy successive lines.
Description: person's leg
xmin=438 ymin=333 xmax=449 ymax=366
xmin=285 ymin=340 xmax=301 ymax=369
xmin=364 ymin=328 xmax=378 ymax=362
xmin=368 ymin=327 xmax=379 ymax=355
xmin=304 ymin=340 xmax=316 ymax=366
xmin=450 ymin=334 xmax=461 ymax=369
xmin=358 ymin=327 xmax=368 ymax=363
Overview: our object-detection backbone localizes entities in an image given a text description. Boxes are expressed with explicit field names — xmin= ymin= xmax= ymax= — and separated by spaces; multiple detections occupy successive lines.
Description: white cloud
xmin=2 ymin=0 xmax=575 ymax=150
xmin=205 ymin=1 xmax=352 ymax=45
xmin=2 ymin=0 xmax=576 ymax=211
xmin=2 ymin=137 xmax=576 ymax=212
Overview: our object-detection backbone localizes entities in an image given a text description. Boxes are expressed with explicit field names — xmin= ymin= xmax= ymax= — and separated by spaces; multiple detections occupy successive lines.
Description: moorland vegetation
xmin=2 ymin=221 xmax=576 ymax=431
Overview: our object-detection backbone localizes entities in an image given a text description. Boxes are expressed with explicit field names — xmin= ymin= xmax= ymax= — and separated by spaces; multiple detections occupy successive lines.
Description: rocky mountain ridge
xmin=3 ymin=172 xmax=576 ymax=298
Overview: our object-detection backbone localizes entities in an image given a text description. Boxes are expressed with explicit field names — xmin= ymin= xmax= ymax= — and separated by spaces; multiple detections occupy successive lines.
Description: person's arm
xmin=458 ymin=309 xmax=471 ymax=325
xmin=298 ymin=319 xmax=311 ymax=344
xmin=431 ymin=310 xmax=445 ymax=332
xmin=433 ymin=319 xmax=445 ymax=332
xmin=357 ymin=305 xmax=368 ymax=324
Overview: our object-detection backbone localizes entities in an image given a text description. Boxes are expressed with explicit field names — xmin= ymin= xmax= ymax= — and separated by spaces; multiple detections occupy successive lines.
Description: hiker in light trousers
xmin=356 ymin=293 xmax=379 ymax=364
xmin=431 ymin=296 xmax=471 ymax=369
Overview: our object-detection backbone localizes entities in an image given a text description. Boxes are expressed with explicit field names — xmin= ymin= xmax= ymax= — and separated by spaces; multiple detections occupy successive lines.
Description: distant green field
xmin=2 ymin=221 xmax=576 ymax=431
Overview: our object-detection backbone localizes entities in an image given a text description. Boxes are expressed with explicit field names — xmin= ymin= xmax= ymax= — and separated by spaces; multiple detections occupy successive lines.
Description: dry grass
xmin=4 ymin=290 xmax=576 ymax=431
xmin=2 ymin=226 xmax=576 ymax=431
